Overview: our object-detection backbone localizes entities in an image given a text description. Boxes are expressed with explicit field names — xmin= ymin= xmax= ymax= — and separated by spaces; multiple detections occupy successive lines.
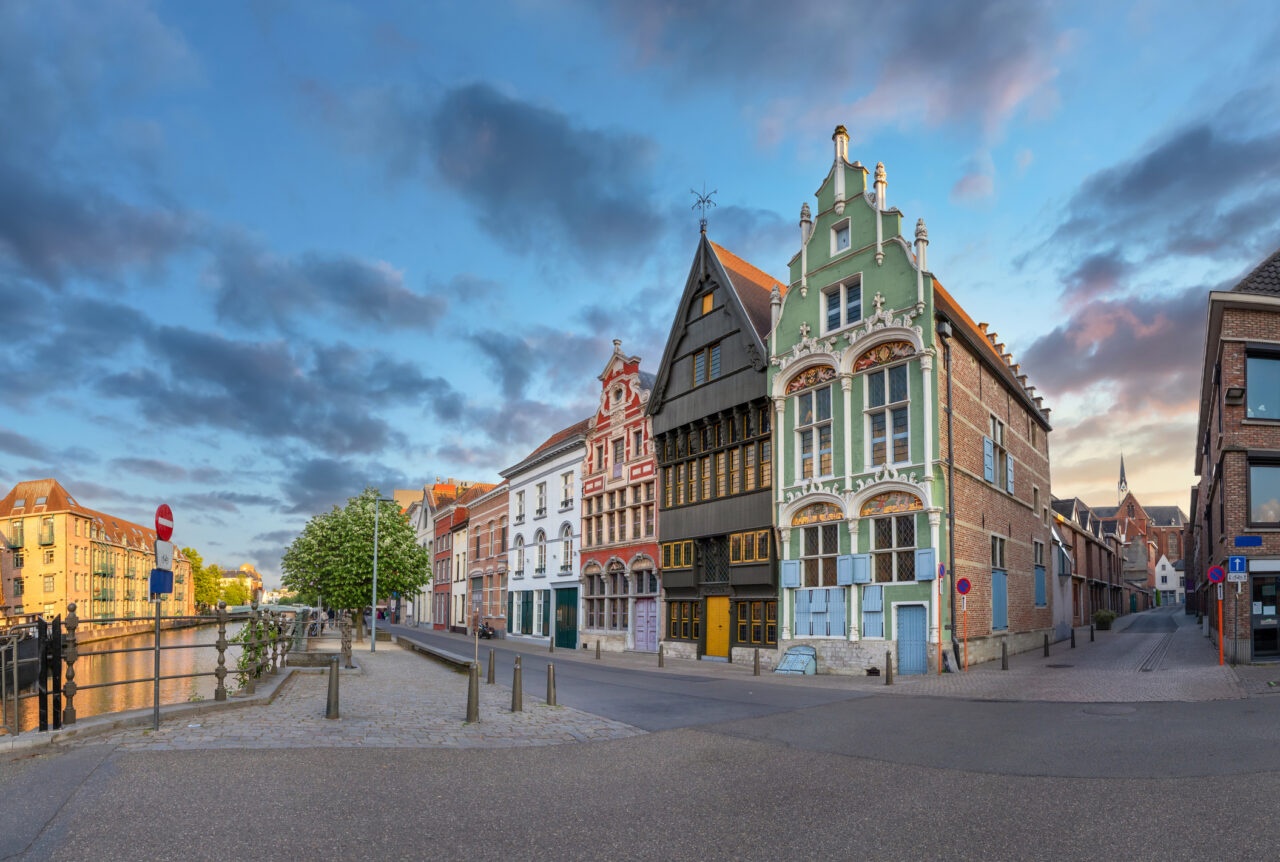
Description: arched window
xmin=559 ymin=524 xmax=573 ymax=572
xmin=486 ymin=520 xmax=495 ymax=557
xmin=789 ymin=366 xmax=836 ymax=480
xmin=514 ymin=535 xmax=525 ymax=575
xmin=534 ymin=529 xmax=547 ymax=574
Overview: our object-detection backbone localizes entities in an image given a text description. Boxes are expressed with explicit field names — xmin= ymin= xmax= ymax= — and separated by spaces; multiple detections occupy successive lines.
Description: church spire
xmin=1118 ymin=454 xmax=1129 ymax=503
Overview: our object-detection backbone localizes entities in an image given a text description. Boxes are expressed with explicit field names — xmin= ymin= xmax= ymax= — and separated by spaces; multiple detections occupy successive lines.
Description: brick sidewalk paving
xmin=82 ymin=645 xmax=644 ymax=751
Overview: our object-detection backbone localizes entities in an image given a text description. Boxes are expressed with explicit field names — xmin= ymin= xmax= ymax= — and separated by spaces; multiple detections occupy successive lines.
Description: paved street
xmin=5 ymin=606 xmax=1280 ymax=861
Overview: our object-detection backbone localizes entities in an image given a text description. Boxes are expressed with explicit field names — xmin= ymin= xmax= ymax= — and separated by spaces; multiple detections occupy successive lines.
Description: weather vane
xmin=691 ymin=184 xmax=717 ymax=232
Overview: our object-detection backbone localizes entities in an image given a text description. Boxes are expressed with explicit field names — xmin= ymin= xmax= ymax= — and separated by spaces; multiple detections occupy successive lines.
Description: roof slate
xmin=1233 ymin=246 xmax=1280 ymax=295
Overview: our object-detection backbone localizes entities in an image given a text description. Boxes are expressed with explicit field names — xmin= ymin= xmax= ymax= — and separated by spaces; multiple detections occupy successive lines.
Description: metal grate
xmin=701 ymin=537 xmax=729 ymax=583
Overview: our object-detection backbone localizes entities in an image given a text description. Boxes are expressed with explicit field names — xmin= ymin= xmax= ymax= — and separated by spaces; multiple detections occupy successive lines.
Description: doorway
xmin=705 ymin=596 xmax=730 ymax=658
xmin=897 ymin=604 xmax=927 ymax=675
xmin=1252 ymin=576 xmax=1279 ymax=660
xmin=634 ymin=597 xmax=657 ymax=652
xmin=555 ymin=587 xmax=578 ymax=650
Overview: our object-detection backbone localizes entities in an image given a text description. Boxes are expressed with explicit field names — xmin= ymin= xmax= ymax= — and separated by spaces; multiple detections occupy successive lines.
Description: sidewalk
xmin=74 ymin=643 xmax=643 ymax=751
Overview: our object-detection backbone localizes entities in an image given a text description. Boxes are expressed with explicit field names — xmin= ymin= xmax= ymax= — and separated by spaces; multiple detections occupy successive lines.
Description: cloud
xmin=1060 ymin=251 xmax=1133 ymax=304
xmin=206 ymin=232 xmax=447 ymax=332
xmin=280 ymin=456 xmax=409 ymax=514
xmin=467 ymin=326 xmax=611 ymax=402
xmin=597 ymin=0 xmax=1063 ymax=143
xmin=951 ymin=172 xmax=995 ymax=203
xmin=173 ymin=490 xmax=278 ymax=513
xmin=110 ymin=457 xmax=187 ymax=481
xmin=252 ymin=529 xmax=298 ymax=545
xmin=0 ymin=427 xmax=51 ymax=460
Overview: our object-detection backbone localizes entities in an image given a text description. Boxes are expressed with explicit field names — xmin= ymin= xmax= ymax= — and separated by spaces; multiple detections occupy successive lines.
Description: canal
xmin=8 ymin=621 xmax=247 ymax=733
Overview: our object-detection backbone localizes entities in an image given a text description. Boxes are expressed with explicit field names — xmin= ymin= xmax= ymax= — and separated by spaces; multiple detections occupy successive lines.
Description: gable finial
xmin=691 ymin=184 xmax=718 ymax=234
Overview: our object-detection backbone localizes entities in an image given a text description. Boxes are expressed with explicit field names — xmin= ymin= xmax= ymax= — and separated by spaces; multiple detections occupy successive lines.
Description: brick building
xmin=0 ymin=479 xmax=194 ymax=626
xmin=466 ymin=481 xmax=509 ymax=636
xmin=581 ymin=340 xmax=661 ymax=652
xmin=1050 ymin=496 xmax=1126 ymax=626
xmin=1091 ymin=457 xmax=1186 ymax=603
xmin=1188 ymin=247 xmax=1280 ymax=663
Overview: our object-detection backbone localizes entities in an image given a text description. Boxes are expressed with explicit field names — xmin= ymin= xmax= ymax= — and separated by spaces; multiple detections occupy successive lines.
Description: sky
xmin=3 ymin=0 xmax=1279 ymax=587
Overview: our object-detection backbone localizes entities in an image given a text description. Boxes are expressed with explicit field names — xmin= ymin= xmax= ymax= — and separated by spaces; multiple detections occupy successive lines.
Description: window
xmin=1247 ymin=350 xmax=1280 ymax=419
xmin=596 ymin=444 xmax=605 ymax=473
xmin=701 ymin=456 xmax=712 ymax=500
xmin=821 ymin=278 xmax=861 ymax=333
xmin=561 ymin=472 xmax=574 ymax=507
xmin=633 ymin=429 xmax=643 ymax=457
xmin=800 ymin=523 xmax=839 ymax=587
xmin=1250 ymin=463 xmax=1280 ymax=525
xmin=675 ymin=463 xmax=685 ymax=506
xmin=992 ymin=535 xmax=1008 ymax=630
xmin=515 ymin=491 xmax=525 ymax=522
xmin=700 ymin=292 xmax=713 ymax=315
xmin=729 ymin=529 xmax=770 ymax=564
xmin=663 ymin=467 xmax=673 ymax=508
xmin=872 ymin=515 xmax=916 ymax=582
xmin=1034 ymin=540 xmax=1046 ymax=608
xmin=536 ymin=483 xmax=546 ymax=516
xmin=13 ymin=578 xmax=23 ymax=596
xmin=585 ymin=571 xmax=604 ymax=628
xmin=985 ymin=416 xmax=1009 ymax=490
xmin=645 ymin=505 xmax=654 ymax=537
xmin=43 ymin=550 xmax=54 ymax=565
xmin=44 ymin=576 xmax=54 ymax=593
xmin=560 ymin=524 xmax=573 ymax=571
xmin=728 ymin=448 xmax=740 ymax=494
xmin=668 ymin=600 xmax=701 ymax=642
xmin=514 ymin=536 xmax=525 ymax=574
xmin=868 ymin=365 xmax=908 ymax=466
xmin=662 ymin=540 xmax=695 ymax=569
xmin=534 ymin=530 xmax=547 ymax=573
xmin=797 ymin=385 xmax=833 ymax=478
xmin=686 ymin=458 xmax=697 ymax=503
xmin=832 ymin=222 xmax=851 ymax=254
xmin=499 ymin=516 xmax=507 ymax=551
xmin=13 ymin=552 xmax=23 ymax=568
xmin=612 ymin=439 xmax=624 ymax=479
xmin=736 ymin=600 xmax=777 ymax=645
xmin=692 ymin=342 xmax=721 ymax=386
xmin=760 ymin=440 xmax=772 ymax=489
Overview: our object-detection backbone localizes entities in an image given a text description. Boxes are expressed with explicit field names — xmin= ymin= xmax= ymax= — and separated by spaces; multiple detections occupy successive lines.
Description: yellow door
xmin=706 ymin=597 xmax=730 ymax=658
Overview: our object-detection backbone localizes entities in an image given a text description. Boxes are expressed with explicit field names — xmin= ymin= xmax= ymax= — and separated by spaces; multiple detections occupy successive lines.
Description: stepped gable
xmin=708 ymin=240 xmax=786 ymax=340
xmin=1232 ymin=247 xmax=1280 ymax=295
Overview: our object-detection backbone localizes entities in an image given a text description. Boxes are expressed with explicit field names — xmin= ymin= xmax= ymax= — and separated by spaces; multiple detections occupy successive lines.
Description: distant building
xmin=1051 ymin=497 xmax=1128 ymax=629
xmin=1091 ymin=458 xmax=1186 ymax=604
xmin=0 ymin=479 xmax=194 ymax=625
xmin=466 ymin=481 xmax=509 ymax=636
xmin=1154 ymin=556 xmax=1184 ymax=606
xmin=1188 ymin=246 xmax=1280 ymax=663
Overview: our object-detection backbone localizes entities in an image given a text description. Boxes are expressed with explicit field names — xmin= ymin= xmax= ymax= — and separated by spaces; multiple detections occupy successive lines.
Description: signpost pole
xmin=1234 ymin=583 xmax=1240 ymax=667
xmin=936 ymin=570 xmax=942 ymax=675
xmin=153 ymin=597 xmax=161 ymax=731
xmin=963 ymin=596 xmax=968 ymax=672
xmin=1218 ymin=585 xmax=1224 ymax=666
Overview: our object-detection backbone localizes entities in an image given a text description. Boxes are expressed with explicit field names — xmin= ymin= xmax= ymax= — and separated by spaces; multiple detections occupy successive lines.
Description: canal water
xmin=8 ymin=621 xmax=246 ymax=732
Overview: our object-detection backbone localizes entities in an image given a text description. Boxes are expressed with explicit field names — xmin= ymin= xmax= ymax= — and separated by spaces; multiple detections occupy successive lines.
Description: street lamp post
xmin=371 ymin=496 xmax=395 ymax=652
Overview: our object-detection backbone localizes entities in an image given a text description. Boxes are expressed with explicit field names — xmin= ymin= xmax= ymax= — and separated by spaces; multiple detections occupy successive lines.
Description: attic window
xmin=700 ymin=292 xmax=714 ymax=315
xmin=13 ymin=499 xmax=24 ymax=508
xmin=35 ymin=496 xmax=46 ymax=506
xmin=831 ymin=219 xmax=852 ymax=255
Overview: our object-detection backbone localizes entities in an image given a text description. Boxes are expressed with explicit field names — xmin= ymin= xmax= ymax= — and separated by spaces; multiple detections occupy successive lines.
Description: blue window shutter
xmin=811 ymin=588 xmax=828 ymax=612
xmin=836 ymin=554 xmax=854 ymax=586
xmin=780 ymin=559 xmax=801 ymax=588
xmin=862 ymin=585 xmax=883 ymax=638
xmin=794 ymin=589 xmax=811 ymax=636
xmin=831 ymin=588 xmax=847 ymax=637
xmin=851 ymin=553 xmax=871 ymax=584
xmin=1035 ymin=565 xmax=1046 ymax=607
xmin=983 ymin=437 xmax=995 ymax=482
xmin=915 ymin=548 xmax=936 ymax=580
xmin=1006 ymin=453 xmax=1015 ymax=495
xmin=863 ymin=584 xmax=883 ymax=612
xmin=992 ymin=571 xmax=1008 ymax=630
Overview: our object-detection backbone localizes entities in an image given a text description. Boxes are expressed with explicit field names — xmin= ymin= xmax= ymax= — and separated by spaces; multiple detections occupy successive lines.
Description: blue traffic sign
xmin=1229 ymin=556 xmax=1248 ymax=574
xmin=956 ymin=577 xmax=971 ymax=595
xmin=1207 ymin=566 xmax=1226 ymax=584
xmin=1235 ymin=535 xmax=1262 ymax=547
xmin=149 ymin=568 xmax=173 ymax=596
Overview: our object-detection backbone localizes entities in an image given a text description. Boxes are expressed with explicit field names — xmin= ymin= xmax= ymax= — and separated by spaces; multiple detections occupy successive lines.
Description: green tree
xmin=182 ymin=546 xmax=222 ymax=611
xmin=221 ymin=578 xmax=251 ymax=606
xmin=281 ymin=487 xmax=431 ymax=638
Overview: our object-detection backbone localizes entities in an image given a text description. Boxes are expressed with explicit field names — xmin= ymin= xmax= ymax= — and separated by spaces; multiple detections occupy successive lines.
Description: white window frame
xmin=990 ymin=416 xmax=1008 ymax=488
xmin=536 ymin=482 xmax=546 ymax=517
xmin=865 ymin=362 xmax=911 ymax=467
xmin=515 ymin=491 xmax=525 ymax=522
xmin=514 ymin=536 xmax=525 ymax=576
xmin=871 ymin=513 xmax=917 ymax=583
xmin=799 ymin=522 xmax=840 ymax=588
xmin=829 ymin=217 xmax=853 ymax=258
xmin=559 ymin=524 xmax=573 ymax=572
xmin=534 ymin=530 xmax=546 ymax=574
xmin=561 ymin=471 xmax=574 ymax=508
xmin=795 ymin=383 xmax=834 ymax=480
xmin=820 ymin=275 xmax=863 ymax=336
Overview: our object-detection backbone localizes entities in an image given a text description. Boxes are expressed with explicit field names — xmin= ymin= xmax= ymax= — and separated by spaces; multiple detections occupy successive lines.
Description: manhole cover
xmin=1045 ymin=663 xmax=1073 ymax=668
xmin=1082 ymin=705 xmax=1136 ymax=716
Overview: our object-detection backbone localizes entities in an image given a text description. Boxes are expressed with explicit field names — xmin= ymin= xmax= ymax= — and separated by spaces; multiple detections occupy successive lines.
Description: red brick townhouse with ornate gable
xmin=1189 ymin=247 xmax=1280 ymax=663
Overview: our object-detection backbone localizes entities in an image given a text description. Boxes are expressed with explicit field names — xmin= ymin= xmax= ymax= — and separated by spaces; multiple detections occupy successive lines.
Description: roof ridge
xmin=1233 ymin=245 xmax=1280 ymax=294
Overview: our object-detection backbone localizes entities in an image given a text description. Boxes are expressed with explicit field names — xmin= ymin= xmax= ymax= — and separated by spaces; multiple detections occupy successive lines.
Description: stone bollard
xmin=214 ymin=601 xmax=228 ymax=701
xmin=466 ymin=662 xmax=480 ymax=723
xmin=754 ymin=647 xmax=760 ymax=676
xmin=325 ymin=655 xmax=340 ymax=719
xmin=1001 ymin=640 xmax=1008 ymax=671
xmin=885 ymin=650 xmax=893 ymax=685
xmin=595 ymin=640 xmax=601 ymax=660
xmin=1043 ymin=633 xmax=1049 ymax=658
xmin=1071 ymin=628 xmax=1077 ymax=649
xmin=658 ymin=644 xmax=664 ymax=668
xmin=63 ymin=602 xmax=79 ymax=724
xmin=1090 ymin=624 xmax=1095 ymax=642
xmin=546 ymin=663 xmax=557 ymax=707
xmin=487 ymin=648 xmax=495 ymax=684
xmin=511 ymin=656 xmax=523 ymax=712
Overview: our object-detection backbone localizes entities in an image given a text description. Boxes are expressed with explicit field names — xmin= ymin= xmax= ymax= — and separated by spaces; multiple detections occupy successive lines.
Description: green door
xmin=1130 ymin=593 xmax=1137 ymax=613
xmin=555 ymin=588 xmax=578 ymax=649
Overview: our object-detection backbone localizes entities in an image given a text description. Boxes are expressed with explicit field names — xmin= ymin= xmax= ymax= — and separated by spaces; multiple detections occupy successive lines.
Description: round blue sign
xmin=956 ymin=577 xmax=971 ymax=595
xmin=1207 ymin=566 xmax=1226 ymax=584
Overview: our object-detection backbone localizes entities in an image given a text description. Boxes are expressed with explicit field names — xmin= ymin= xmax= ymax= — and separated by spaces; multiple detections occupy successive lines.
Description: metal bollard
xmin=511 ymin=656 xmax=523 ymax=712
xmin=325 ymin=655 xmax=340 ymax=719
xmin=1043 ymin=633 xmax=1049 ymax=657
xmin=63 ymin=602 xmax=79 ymax=725
xmin=885 ymin=650 xmax=893 ymax=685
xmin=754 ymin=647 xmax=760 ymax=676
xmin=466 ymin=662 xmax=479 ymax=723
xmin=214 ymin=601 xmax=228 ymax=701
xmin=1090 ymin=624 xmax=1095 ymax=642
xmin=658 ymin=644 xmax=664 ymax=668
xmin=596 ymin=640 xmax=601 ymax=660
xmin=487 ymin=648 xmax=495 ymax=684
xmin=546 ymin=663 xmax=556 ymax=706
xmin=1071 ymin=628 xmax=1077 ymax=649
xmin=1001 ymin=640 xmax=1008 ymax=670
xmin=549 ymin=638 xmax=554 ymax=653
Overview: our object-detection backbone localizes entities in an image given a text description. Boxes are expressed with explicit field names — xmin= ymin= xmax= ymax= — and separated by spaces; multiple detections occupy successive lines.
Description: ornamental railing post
xmin=245 ymin=600 xmax=259 ymax=696
xmin=214 ymin=601 xmax=228 ymax=701
xmin=63 ymin=603 xmax=78 ymax=725
xmin=270 ymin=611 xmax=280 ymax=674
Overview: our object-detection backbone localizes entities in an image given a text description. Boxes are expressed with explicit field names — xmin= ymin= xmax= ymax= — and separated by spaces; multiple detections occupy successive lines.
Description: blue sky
xmin=3 ymin=0 xmax=1279 ymax=586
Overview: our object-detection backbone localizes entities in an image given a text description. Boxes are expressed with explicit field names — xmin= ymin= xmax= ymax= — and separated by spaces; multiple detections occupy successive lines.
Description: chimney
xmin=978 ymin=322 xmax=989 ymax=334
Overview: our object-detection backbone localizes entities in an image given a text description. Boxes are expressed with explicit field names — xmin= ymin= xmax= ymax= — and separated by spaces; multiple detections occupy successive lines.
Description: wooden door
xmin=555 ymin=588 xmax=578 ymax=650
xmin=705 ymin=596 xmax=730 ymax=658
xmin=897 ymin=605 xmax=927 ymax=675
xmin=634 ymin=598 xmax=656 ymax=652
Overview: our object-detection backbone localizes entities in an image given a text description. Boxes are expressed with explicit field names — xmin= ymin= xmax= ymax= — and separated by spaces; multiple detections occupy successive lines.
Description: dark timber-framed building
xmin=647 ymin=231 xmax=783 ymax=661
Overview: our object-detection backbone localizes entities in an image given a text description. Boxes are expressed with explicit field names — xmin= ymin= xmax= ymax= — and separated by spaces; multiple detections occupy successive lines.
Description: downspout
xmin=938 ymin=318 xmax=960 ymax=667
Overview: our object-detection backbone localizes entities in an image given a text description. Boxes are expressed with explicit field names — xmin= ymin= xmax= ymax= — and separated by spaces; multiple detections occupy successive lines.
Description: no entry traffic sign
xmin=956 ymin=577 xmax=971 ymax=595
xmin=1207 ymin=565 xmax=1226 ymax=584
xmin=155 ymin=503 xmax=173 ymax=541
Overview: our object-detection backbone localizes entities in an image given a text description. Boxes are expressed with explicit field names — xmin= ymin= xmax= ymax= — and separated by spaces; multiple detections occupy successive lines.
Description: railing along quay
xmin=1 ymin=599 xmax=310 ymax=737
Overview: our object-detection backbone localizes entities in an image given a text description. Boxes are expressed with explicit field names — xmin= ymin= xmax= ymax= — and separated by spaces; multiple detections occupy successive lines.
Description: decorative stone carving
xmin=745 ymin=341 xmax=766 ymax=371
xmin=771 ymin=333 xmax=840 ymax=374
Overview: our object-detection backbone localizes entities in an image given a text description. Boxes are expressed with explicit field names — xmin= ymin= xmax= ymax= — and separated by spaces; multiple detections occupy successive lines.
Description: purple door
xmin=634 ymin=598 xmax=657 ymax=652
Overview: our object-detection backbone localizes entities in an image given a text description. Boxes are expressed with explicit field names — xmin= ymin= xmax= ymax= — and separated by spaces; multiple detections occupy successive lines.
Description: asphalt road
xmin=4 ymin=612 xmax=1279 ymax=861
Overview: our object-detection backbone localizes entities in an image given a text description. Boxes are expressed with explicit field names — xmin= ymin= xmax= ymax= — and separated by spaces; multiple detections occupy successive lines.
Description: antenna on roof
xmin=691 ymin=184 xmax=717 ymax=234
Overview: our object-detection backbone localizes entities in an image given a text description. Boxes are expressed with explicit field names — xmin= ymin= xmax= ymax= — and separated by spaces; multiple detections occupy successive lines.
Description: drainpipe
xmin=937 ymin=318 xmax=960 ymax=667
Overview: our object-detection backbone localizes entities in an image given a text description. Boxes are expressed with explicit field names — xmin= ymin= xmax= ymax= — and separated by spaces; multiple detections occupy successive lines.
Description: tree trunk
xmin=354 ymin=608 xmax=365 ymax=641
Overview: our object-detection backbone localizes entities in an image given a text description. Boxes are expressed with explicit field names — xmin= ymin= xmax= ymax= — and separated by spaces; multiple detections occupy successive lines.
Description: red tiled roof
xmin=709 ymin=240 xmax=786 ymax=340
xmin=528 ymin=418 xmax=593 ymax=459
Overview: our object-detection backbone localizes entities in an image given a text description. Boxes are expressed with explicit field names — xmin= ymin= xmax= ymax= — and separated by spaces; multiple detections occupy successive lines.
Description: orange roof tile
xmin=709 ymin=240 xmax=785 ymax=340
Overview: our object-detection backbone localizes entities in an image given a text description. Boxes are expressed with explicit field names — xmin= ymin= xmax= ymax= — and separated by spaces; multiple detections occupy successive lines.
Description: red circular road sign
xmin=1207 ymin=565 xmax=1226 ymax=584
xmin=155 ymin=504 xmax=174 ymax=541
xmin=956 ymin=577 xmax=972 ymax=595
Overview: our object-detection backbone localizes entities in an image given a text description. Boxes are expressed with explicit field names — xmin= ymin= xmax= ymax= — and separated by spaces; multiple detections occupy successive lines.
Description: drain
xmin=1045 ymin=663 xmax=1073 ymax=668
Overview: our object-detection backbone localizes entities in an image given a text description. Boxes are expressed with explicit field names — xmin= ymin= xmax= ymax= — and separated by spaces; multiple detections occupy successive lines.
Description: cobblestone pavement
xmin=82 ymin=644 xmax=644 ymax=750
xmin=861 ymin=607 xmax=1247 ymax=702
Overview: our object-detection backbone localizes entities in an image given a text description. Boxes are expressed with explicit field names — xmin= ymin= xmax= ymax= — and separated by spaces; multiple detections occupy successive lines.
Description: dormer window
xmin=35 ymin=496 xmax=46 ymax=506
xmin=831 ymin=219 xmax=851 ymax=255
xmin=13 ymin=498 xmax=24 ymax=508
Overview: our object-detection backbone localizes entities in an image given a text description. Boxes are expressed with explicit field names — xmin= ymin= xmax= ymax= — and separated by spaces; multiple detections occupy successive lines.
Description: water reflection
xmin=8 ymin=621 xmax=246 ymax=732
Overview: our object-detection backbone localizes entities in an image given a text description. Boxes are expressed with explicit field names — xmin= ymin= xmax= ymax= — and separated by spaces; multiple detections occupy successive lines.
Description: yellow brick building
xmin=0 ymin=479 xmax=194 ymax=625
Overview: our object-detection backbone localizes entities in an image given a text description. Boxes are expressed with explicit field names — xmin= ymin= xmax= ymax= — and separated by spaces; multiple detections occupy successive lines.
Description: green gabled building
xmin=768 ymin=126 xmax=1056 ymax=674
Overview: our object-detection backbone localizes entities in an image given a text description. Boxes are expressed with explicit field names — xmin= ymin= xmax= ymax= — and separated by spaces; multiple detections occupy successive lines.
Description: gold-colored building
xmin=0 ymin=479 xmax=194 ymax=625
